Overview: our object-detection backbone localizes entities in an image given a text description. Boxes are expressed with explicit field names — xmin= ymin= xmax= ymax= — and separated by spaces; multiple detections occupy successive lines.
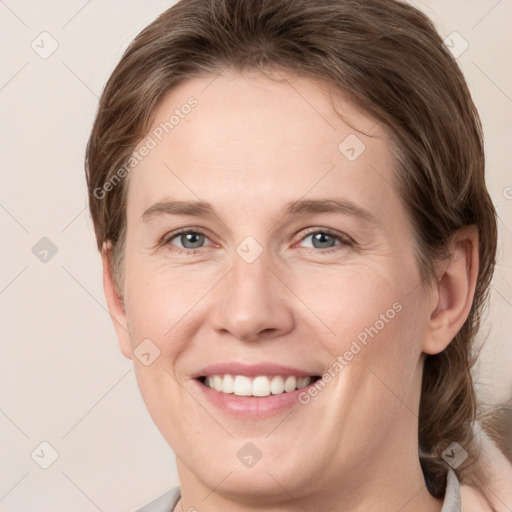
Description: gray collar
xmin=441 ymin=468 xmax=461 ymax=512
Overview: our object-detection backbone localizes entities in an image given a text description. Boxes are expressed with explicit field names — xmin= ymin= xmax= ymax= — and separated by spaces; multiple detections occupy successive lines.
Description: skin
xmin=102 ymin=70 xmax=480 ymax=511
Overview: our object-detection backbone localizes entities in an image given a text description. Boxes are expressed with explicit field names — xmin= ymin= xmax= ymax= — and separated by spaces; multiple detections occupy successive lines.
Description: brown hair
xmin=85 ymin=0 xmax=499 ymax=497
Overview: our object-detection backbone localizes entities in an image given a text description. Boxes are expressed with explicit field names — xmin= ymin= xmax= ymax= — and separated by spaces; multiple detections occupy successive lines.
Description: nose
xmin=210 ymin=248 xmax=295 ymax=342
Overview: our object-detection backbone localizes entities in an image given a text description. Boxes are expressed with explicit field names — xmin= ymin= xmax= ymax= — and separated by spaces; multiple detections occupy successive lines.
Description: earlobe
xmin=422 ymin=226 xmax=479 ymax=355
xmin=101 ymin=242 xmax=132 ymax=360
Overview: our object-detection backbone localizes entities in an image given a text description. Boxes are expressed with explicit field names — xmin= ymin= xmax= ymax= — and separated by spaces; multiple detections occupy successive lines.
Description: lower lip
xmin=193 ymin=379 xmax=316 ymax=418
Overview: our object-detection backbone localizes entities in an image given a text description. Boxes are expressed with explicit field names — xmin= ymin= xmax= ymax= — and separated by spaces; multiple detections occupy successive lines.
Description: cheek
xmin=123 ymin=256 xmax=209 ymax=340
xmin=123 ymin=262 xmax=198 ymax=440
xmin=292 ymin=267 xmax=403 ymax=338
xmin=295 ymin=264 xmax=424 ymax=379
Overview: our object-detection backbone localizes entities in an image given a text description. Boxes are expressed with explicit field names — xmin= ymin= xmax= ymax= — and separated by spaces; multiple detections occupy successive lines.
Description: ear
xmin=101 ymin=242 xmax=132 ymax=360
xmin=422 ymin=226 xmax=479 ymax=355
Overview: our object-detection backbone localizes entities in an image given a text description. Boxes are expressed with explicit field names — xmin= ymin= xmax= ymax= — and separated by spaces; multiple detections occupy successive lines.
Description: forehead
xmin=126 ymin=70 xmax=399 ymax=223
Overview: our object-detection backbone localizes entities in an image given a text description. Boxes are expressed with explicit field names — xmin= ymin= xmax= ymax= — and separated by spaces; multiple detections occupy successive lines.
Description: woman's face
xmin=112 ymin=71 xmax=433 ymax=501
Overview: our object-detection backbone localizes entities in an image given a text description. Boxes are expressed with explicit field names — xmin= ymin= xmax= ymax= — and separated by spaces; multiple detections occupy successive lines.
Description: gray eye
xmin=177 ymin=232 xmax=206 ymax=249
xmin=306 ymin=232 xmax=339 ymax=249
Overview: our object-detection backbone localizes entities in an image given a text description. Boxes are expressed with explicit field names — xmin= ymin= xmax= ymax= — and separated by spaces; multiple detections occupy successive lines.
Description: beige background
xmin=0 ymin=1 xmax=511 ymax=510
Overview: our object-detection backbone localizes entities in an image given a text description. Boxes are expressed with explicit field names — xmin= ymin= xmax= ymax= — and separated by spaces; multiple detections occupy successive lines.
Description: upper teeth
xmin=204 ymin=375 xmax=313 ymax=396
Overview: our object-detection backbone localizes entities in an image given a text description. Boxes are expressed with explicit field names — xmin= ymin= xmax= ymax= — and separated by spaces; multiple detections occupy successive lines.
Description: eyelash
xmin=298 ymin=227 xmax=355 ymax=252
xmin=160 ymin=227 xmax=355 ymax=255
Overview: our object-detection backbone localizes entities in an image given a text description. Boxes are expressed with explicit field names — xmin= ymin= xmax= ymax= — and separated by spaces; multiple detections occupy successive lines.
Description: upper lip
xmin=192 ymin=362 xmax=320 ymax=379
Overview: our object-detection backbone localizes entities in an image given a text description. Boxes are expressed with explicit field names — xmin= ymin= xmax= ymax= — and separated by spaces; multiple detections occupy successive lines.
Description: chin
xmin=204 ymin=469 xmax=303 ymax=506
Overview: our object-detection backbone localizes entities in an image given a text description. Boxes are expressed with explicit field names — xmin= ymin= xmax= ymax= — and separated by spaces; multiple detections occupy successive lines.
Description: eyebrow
xmin=141 ymin=198 xmax=377 ymax=224
xmin=142 ymin=200 xmax=213 ymax=221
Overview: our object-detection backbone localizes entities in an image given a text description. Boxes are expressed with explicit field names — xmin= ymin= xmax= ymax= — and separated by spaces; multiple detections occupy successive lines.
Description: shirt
xmin=135 ymin=467 xmax=461 ymax=512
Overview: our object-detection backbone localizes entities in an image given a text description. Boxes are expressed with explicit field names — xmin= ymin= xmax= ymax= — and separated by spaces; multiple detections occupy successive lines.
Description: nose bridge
xmin=211 ymin=242 xmax=294 ymax=341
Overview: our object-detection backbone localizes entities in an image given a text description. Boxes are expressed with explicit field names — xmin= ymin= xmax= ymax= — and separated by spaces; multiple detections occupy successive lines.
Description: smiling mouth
xmin=198 ymin=374 xmax=321 ymax=397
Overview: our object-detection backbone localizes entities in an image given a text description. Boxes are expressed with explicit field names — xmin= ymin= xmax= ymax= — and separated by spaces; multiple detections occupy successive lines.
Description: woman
xmin=85 ymin=0 xmax=511 ymax=510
